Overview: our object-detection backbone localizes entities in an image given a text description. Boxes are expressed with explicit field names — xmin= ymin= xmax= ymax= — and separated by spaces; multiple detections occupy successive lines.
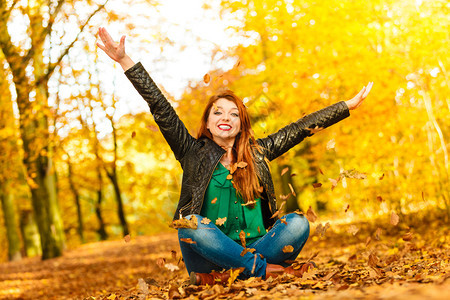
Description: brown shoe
xmin=265 ymin=262 xmax=316 ymax=279
xmin=189 ymin=270 xmax=230 ymax=285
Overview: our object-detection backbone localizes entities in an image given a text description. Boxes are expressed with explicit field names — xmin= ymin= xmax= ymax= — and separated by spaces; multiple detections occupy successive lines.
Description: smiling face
xmin=206 ymin=98 xmax=241 ymax=147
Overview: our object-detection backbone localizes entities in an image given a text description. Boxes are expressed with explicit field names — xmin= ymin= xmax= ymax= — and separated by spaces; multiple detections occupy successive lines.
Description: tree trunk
xmin=0 ymin=182 xmax=22 ymax=261
xmin=67 ymin=160 xmax=85 ymax=243
xmin=19 ymin=209 xmax=42 ymax=257
xmin=106 ymin=169 xmax=129 ymax=236
xmin=95 ymin=168 xmax=108 ymax=240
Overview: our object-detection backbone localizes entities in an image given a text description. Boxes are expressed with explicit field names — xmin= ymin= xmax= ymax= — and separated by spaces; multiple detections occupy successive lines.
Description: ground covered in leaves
xmin=1 ymin=211 xmax=449 ymax=300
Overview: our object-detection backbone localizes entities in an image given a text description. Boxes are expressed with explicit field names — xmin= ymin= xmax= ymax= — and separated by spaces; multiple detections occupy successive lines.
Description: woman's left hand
xmin=345 ymin=82 xmax=374 ymax=110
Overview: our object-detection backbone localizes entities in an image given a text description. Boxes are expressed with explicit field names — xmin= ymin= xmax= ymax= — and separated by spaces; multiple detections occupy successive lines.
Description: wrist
xmin=118 ymin=55 xmax=135 ymax=71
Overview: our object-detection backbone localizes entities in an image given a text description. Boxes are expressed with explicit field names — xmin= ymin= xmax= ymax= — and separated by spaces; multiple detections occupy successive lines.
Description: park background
xmin=0 ymin=0 xmax=449 ymax=298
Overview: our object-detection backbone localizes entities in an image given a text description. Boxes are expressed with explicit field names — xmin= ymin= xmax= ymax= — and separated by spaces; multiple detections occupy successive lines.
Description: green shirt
xmin=200 ymin=162 xmax=266 ymax=245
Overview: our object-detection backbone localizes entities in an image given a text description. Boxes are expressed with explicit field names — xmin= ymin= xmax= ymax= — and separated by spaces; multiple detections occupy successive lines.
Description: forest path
xmin=1 ymin=214 xmax=449 ymax=299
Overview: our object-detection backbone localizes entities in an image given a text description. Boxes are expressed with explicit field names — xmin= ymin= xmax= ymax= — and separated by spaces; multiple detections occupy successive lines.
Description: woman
xmin=97 ymin=27 xmax=373 ymax=285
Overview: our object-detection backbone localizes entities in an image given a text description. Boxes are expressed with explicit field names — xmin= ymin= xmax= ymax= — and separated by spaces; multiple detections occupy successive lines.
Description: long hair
xmin=198 ymin=90 xmax=262 ymax=205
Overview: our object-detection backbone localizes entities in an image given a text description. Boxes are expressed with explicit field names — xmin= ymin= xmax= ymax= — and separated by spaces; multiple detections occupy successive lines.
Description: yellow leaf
xmin=215 ymin=217 xmax=227 ymax=226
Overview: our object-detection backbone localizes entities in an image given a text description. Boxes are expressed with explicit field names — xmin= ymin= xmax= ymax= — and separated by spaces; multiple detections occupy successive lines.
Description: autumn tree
xmin=0 ymin=0 xmax=108 ymax=259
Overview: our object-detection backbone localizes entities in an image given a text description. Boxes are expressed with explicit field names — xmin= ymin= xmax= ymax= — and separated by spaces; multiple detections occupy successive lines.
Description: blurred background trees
xmin=0 ymin=0 xmax=448 ymax=261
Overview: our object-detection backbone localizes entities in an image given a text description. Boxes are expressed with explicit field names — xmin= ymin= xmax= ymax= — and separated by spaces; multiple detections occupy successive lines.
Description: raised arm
xmin=258 ymin=82 xmax=373 ymax=161
xmin=96 ymin=27 xmax=195 ymax=161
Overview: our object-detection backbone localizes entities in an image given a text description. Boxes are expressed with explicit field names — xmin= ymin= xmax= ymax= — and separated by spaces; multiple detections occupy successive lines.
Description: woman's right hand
xmin=97 ymin=27 xmax=135 ymax=71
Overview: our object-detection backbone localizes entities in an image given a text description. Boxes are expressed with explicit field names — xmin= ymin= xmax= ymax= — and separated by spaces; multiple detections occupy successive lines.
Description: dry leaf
xmin=390 ymin=211 xmax=399 ymax=226
xmin=241 ymin=200 xmax=257 ymax=207
xmin=315 ymin=222 xmax=330 ymax=237
xmin=171 ymin=215 xmax=198 ymax=229
xmin=340 ymin=169 xmax=367 ymax=180
xmin=200 ymin=217 xmax=211 ymax=225
xmin=203 ymin=73 xmax=210 ymax=84
xmin=307 ymin=251 xmax=320 ymax=262
xmin=180 ymin=238 xmax=196 ymax=244
xmin=368 ymin=252 xmax=380 ymax=268
xmin=379 ymin=173 xmax=385 ymax=180
xmin=375 ymin=228 xmax=382 ymax=240
xmin=131 ymin=131 xmax=136 ymax=138
xmin=211 ymin=197 xmax=217 ymax=204
xmin=377 ymin=196 xmax=383 ymax=202
xmin=280 ymin=218 xmax=287 ymax=225
xmin=319 ymin=168 xmax=324 ymax=175
xmin=326 ymin=138 xmax=335 ymax=150
xmin=288 ymin=183 xmax=296 ymax=196
xmin=344 ymin=204 xmax=350 ymax=213
xmin=306 ymin=206 xmax=318 ymax=222
xmin=348 ymin=225 xmax=359 ymax=235
xmin=281 ymin=167 xmax=289 ymax=176
xmin=164 ymin=263 xmax=179 ymax=272
xmin=282 ymin=245 xmax=294 ymax=253
xmin=329 ymin=177 xmax=339 ymax=190
xmin=239 ymin=230 xmax=246 ymax=248
xmin=270 ymin=210 xmax=280 ymax=219
xmin=365 ymin=236 xmax=372 ymax=247
xmin=226 ymin=174 xmax=233 ymax=180
xmin=215 ymin=217 xmax=227 ymax=226
xmin=257 ymin=226 xmax=261 ymax=234
xmin=240 ymin=248 xmax=256 ymax=256
xmin=402 ymin=232 xmax=414 ymax=241
xmin=146 ymin=125 xmax=158 ymax=131
xmin=312 ymin=182 xmax=322 ymax=189
xmin=156 ymin=257 xmax=165 ymax=268
xmin=236 ymin=161 xmax=248 ymax=168
xmin=123 ymin=234 xmax=131 ymax=243
xmin=171 ymin=250 xmax=177 ymax=260
xmin=307 ymin=126 xmax=324 ymax=134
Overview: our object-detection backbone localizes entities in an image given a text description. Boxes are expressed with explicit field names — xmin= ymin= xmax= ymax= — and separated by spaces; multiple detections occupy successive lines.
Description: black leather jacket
xmin=125 ymin=62 xmax=350 ymax=228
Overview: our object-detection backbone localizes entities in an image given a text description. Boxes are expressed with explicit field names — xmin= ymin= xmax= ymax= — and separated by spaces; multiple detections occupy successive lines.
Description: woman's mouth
xmin=218 ymin=124 xmax=232 ymax=131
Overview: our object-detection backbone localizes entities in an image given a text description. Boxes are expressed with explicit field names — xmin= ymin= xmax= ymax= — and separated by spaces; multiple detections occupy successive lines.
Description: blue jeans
xmin=178 ymin=213 xmax=310 ymax=279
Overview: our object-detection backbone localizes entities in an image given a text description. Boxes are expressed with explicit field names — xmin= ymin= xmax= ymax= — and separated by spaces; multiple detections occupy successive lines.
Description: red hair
xmin=198 ymin=90 xmax=262 ymax=205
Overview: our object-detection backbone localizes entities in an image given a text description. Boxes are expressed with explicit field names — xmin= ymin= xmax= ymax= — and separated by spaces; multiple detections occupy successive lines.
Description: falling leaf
xmin=329 ymin=177 xmax=339 ymax=190
xmin=211 ymin=197 xmax=217 ymax=204
xmin=306 ymin=206 xmax=318 ymax=222
xmin=315 ymin=222 xmax=330 ymax=237
xmin=344 ymin=204 xmax=350 ymax=213
xmin=203 ymin=73 xmax=210 ymax=84
xmin=240 ymin=248 xmax=256 ymax=256
xmin=237 ymin=161 xmax=248 ymax=168
xmin=257 ymin=226 xmax=261 ymax=233
xmin=270 ymin=210 xmax=280 ymax=219
xmin=107 ymin=294 xmax=116 ymax=300
xmin=402 ymin=232 xmax=414 ymax=241
xmin=307 ymin=251 xmax=320 ymax=262
xmin=200 ymin=217 xmax=211 ymax=225
xmin=164 ymin=263 xmax=179 ymax=272
xmin=281 ymin=167 xmax=289 ymax=176
xmin=421 ymin=191 xmax=425 ymax=201
xmin=279 ymin=193 xmax=292 ymax=201
xmin=156 ymin=257 xmax=165 ymax=268
xmin=379 ymin=173 xmax=385 ymax=180
xmin=146 ymin=125 xmax=158 ymax=131
xmin=280 ymin=218 xmax=287 ymax=225
xmin=131 ymin=131 xmax=136 ymax=138
xmin=368 ymin=252 xmax=380 ymax=268
xmin=123 ymin=234 xmax=131 ymax=243
xmin=171 ymin=250 xmax=177 ymax=261
xmin=375 ymin=228 xmax=382 ymax=240
xmin=323 ymin=270 xmax=338 ymax=281
xmin=242 ymin=200 xmax=257 ymax=206
xmin=377 ymin=196 xmax=383 ymax=202
xmin=340 ymin=169 xmax=367 ymax=180
xmin=180 ymin=238 xmax=196 ymax=244
xmin=215 ymin=217 xmax=227 ymax=226
xmin=171 ymin=215 xmax=198 ymax=229
xmin=365 ymin=236 xmax=372 ymax=247
xmin=288 ymin=183 xmax=296 ymax=196
xmin=226 ymin=174 xmax=233 ymax=180
xmin=307 ymin=126 xmax=324 ymax=134
xmin=312 ymin=182 xmax=322 ymax=189
xmin=257 ymin=185 xmax=264 ymax=193
xmin=390 ymin=211 xmax=399 ymax=226
xmin=282 ymin=245 xmax=294 ymax=253
xmin=291 ymin=173 xmax=297 ymax=177
xmin=239 ymin=230 xmax=246 ymax=248
xmin=234 ymin=60 xmax=241 ymax=68
xmin=212 ymin=102 xmax=218 ymax=111
xmin=326 ymin=138 xmax=335 ymax=150
xmin=319 ymin=168 xmax=324 ymax=175
xmin=348 ymin=225 xmax=359 ymax=235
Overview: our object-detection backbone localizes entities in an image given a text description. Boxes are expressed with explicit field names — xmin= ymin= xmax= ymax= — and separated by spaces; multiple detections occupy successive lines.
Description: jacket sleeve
xmin=124 ymin=62 xmax=195 ymax=161
xmin=257 ymin=101 xmax=350 ymax=161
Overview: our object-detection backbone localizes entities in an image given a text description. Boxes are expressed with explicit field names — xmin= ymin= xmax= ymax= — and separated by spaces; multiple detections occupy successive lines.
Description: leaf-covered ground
xmin=1 ymin=212 xmax=449 ymax=300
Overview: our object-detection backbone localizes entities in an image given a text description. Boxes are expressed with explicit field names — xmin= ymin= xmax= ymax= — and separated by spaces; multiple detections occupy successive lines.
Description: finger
xmin=119 ymin=35 xmax=126 ymax=48
xmin=96 ymin=42 xmax=106 ymax=52
xmin=362 ymin=82 xmax=373 ymax=98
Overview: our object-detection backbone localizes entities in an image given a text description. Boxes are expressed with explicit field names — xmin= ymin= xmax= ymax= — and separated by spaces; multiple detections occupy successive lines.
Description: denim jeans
xmin=178 ymin=213 xmax=310 ymax=279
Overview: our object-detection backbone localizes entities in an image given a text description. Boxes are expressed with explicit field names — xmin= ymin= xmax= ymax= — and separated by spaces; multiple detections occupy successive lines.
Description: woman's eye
xmin=214 ymin=111 xmax=221 ymax=115
xmin=231 ymin=113 xmax=239 ymax=117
